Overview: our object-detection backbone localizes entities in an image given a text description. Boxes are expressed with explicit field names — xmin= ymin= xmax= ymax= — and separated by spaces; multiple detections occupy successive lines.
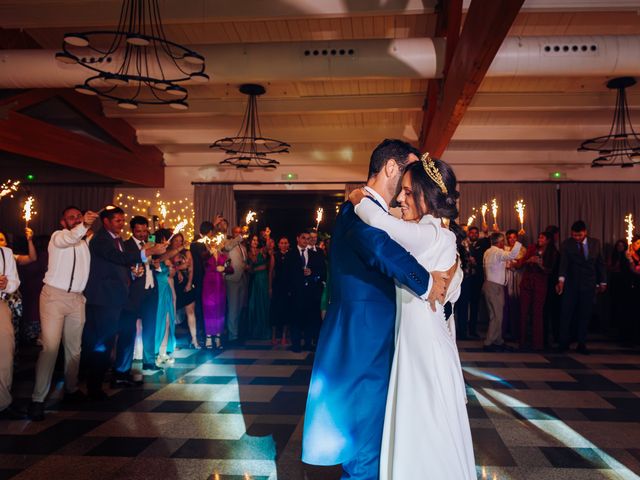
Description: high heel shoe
xmin=205 ymin=336 xmax=213 ymax=349
xmin=214 ymin=335 xmax=223 ymax=350
xmin=188 ymin=339 xmax=202 ymax=350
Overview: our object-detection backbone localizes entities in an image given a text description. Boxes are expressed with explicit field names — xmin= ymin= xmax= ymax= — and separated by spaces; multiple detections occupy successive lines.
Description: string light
xmin=115 ymin=191 xmax=195 ymax=241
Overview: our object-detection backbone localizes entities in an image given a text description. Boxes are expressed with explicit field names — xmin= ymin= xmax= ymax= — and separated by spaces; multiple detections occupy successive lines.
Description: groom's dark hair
xmin=367 ymin=139 xmax=420 ymax=180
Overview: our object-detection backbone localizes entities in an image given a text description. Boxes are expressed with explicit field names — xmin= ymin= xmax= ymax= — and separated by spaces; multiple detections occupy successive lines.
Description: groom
xmin=302 ymin=139 xmax=448 ymax=479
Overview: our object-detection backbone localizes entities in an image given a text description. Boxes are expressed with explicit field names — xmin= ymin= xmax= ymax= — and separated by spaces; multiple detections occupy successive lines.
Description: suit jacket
xmin=190 ymin=239 xmax=208 ymax=289
xmin=558 ymin=237 xmax=606 ymax=291
xmin=302 ymin=200 xmax=430 ymax=466
xmin=123 ymin=237 xmax=157 ymax=312
xmin=224 ymin=235 xmax=248 ymax=283
xmin=469 ymin=237 xmax=490 ymax=278
xmin=84 ymin=228 xmax=143 ymax=307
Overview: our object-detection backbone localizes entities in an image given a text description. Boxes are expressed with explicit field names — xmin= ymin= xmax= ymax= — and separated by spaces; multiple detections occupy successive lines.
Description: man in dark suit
xmin=466 ymin=226 xmax=490 ymax=338
xmin=113 ymin=216 xmax=161 ymax=384
xmin=556 ymin=220 xmax=606 ymax=354
xmin=83 ymin=207 xmax=167 ymax=399
xmin=290 ymin=229 xmax=326 ymax=352
xmin=190 ymin=220 xmax=215 ymax=344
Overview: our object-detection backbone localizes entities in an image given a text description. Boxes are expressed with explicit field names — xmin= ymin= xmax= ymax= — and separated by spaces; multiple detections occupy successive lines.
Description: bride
xmin=349 ymin=153 xmax=476 ymax=479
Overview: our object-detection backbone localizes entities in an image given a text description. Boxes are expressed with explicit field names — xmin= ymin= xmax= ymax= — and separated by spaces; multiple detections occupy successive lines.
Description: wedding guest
xmin=0 ymin=228 xmax=37 ymax=266
xmin=83 ymin=206 xmax=166 ymax=399
xmin=223 ymin=226 xmax=248 ymax=344
xmin=556 ymin=220 xmax=606 ymax=355
xmin=455 ymin=237 xmax=472 ymax=340
xmin=28 ymin=207 xmax=98 ymax=421
xmin=608 ymin=240 xmax=635 ymax=346
xmin=482 ymin=232 xmax=522 ymax=351
xmin=246 ymin=234 xmax=271 ymax=339
xmin=269 ymin=236 xmax=293 ymax=345
xmin=202 ymin=234 xmax=232 ymax=349
xmin=518 ymin=231 xmax=558 ymax=351
xmin=543 ymin=225 xmax=562 ymax=347
xmin=114 ymin=216 xmax=161 ymax=382
xmin=170 ymin=233 xmax=199 ymax=349
xmin=0 ymin=241 xmax=21 ymax=419
xmin=153 ymin=229 xmax=176 ymax=366
xmin=18 ymin=234 xmax=49 ymax=344
xmin=504 ymin=229 xmax=525 ymax=341
xmin=467 ymin=226 xmax=490 ymax=338
xmin=190 ymin=221 xmax=215 ymax=344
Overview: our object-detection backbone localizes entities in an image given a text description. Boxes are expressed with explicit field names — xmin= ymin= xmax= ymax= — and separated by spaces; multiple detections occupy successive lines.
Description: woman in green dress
xmin=246 ymin=235 xmax=271 ymax=339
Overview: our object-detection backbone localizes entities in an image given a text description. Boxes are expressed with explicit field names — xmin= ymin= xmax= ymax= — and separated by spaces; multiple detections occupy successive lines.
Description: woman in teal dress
xmin=154 ymin=229 xmax=176 ymax=366
xmin=246 ymin=235 xmax=271 ymax=339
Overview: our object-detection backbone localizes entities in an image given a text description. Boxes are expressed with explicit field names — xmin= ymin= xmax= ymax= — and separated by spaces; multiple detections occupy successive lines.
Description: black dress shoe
xmin=27 ymin=401 xmax=45 ymax=421
xmin=0 ymin=405 xmax=27 ymax=420
xmin=142 ymin=363 xmax=163 ymax=373
xmin=576 ymin=344 xmax=590 ymax=355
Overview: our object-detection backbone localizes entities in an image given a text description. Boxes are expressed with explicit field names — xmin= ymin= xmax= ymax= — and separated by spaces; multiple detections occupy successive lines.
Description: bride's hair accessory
xmin=420 ymin=152 xmax=448 ymax=194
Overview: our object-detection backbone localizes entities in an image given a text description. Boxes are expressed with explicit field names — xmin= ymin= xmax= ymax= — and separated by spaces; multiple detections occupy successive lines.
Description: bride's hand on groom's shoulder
xmin=348 ymin=187 xmax=367 ymax=206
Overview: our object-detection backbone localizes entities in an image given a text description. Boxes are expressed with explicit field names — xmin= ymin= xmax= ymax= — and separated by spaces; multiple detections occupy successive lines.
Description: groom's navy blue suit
xmin=302 ymin=199 xmax=431 ymax=480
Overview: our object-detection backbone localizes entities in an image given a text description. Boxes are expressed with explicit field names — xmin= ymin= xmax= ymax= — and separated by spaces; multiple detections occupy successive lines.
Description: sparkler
xmin=515 ymin=199 xmax=525 ymax=231
xmin=22 ymin=196 xmax=36 ymax=226
xmin=0 ymin=179 xmax=20 ymax=200
xmin=491 ymin=198 xmax=499 ymax=229
xmin=159 ymin=203 xmax=168 ymax=221
xmin=466 ymin=214 xmax=476 ymax=227
xmin=315 ymin=207 xmax=324 ymax=230
xmin=625 ymin=213 xmax=635 ymax=247
xmin=167 ymin=219 xmax=188 ymax=242
xmin=481 ymin=203 xmax=488 ymax=225
xmin=245 ymin=210 xmax=257 ymax=225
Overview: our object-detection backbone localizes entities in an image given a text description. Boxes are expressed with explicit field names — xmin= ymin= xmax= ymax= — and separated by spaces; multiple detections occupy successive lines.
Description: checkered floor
xmin=1 ymin=338 xmax=639 ymax=480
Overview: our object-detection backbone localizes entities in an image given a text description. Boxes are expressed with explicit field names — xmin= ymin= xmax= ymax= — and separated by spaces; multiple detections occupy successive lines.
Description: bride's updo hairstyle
xmin=403 ymin=156 xmax=465 ymax=246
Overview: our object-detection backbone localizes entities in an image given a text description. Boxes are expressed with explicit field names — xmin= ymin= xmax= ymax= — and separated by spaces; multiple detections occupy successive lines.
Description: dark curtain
xmin=559 ymin=183 xmax=640 ymax=245
xmin=458 ymin=183 xmax=559 ymax=243
xmin=193 ymin=184 xmax=236 ymax=235
xmin=0 ymin=184 xmax=114 ymax=246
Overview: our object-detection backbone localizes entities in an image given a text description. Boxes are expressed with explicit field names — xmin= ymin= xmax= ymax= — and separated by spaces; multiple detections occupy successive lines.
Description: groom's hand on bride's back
xmin=427 ymin=271 xmax=449 ymax=312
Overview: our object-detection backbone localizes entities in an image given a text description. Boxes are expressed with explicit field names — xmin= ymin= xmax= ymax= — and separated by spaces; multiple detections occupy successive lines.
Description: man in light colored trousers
xmin=483 ymin=232 xmax=522 ymax=351
xmin=28 ymin=206 xmax=98 ymax=421
xmin=224 ymin=226 xmax=248 ymax=343
xmin=0 ymin=244 xmax=21 ymax=420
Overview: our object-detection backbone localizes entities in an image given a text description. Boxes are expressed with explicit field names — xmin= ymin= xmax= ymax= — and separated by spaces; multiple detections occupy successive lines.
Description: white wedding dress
xmin=355 ymin=199 xmax=476 ymax=480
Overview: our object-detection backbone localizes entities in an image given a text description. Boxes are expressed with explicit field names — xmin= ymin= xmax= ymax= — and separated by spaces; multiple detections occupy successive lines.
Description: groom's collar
xmin=363 ymin=186 xmax=389 ymax=213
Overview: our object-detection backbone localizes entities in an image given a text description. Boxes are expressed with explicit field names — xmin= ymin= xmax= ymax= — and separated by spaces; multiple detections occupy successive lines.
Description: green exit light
xmin=281 ymin=172 xmax=298 ymax=180
xmin=26 ymin=173 xmax=35 ymax=181
xmin=550 ymin=171 xmax=564 ymax=179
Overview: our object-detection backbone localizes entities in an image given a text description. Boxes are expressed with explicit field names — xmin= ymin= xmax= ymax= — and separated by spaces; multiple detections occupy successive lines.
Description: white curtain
xmin=193 ymin=184 xmax=236 ymax=235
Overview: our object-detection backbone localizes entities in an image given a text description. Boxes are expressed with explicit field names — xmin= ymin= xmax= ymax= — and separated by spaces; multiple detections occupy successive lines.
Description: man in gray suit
xmin=224 ymin=226 xmax=248 ymax=345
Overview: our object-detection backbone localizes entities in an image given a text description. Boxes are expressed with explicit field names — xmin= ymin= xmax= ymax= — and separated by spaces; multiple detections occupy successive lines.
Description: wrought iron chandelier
xmin=578 ymin=77 xmax=640 ymax=168
xmin=55 ymin=0 xmax=208 ymax=110
xmin=210 ymin=84 xmax=290 ymax=169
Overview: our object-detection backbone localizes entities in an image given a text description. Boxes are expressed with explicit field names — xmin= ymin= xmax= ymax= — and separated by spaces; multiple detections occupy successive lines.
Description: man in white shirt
xmin=223 ymin=225 xmax=249 ymax=344
xmin=482 ymin=232 xmax=522 ymax=350
xmin=28 ymin=206 xmax=98 ymax=421
xmin=0 ymin=243 xmax=21 ymax=419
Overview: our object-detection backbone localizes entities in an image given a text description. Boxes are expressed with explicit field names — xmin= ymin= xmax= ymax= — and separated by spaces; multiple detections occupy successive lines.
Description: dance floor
xmin=1 ymin=338 xmax=639 ymax=480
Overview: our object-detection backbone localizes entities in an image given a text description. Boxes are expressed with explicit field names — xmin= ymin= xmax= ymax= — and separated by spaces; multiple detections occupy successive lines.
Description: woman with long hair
xmin=349 ymin=155 xmax=475 ymax=479
xmin=153 ymin=229 xmax=177 ymax=366
xmin=169 ymin=233 xmax=199 ymax=349
xmin=246 ymin=234 xmax=271 ymax=340
xmin=202 ymin=233 xmax=232 ymax=349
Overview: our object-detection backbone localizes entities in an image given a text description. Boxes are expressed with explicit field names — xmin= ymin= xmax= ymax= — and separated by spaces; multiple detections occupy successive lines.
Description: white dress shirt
xmin=363 ymin=186 xmax=389 ymax=212
xmin=298 ymin=246 xmax=309 ymax=267
xmin=132 ymin=238 xmax=155 ymax=289
xmin=0 ymin=246 xmax=20 ymax=297
xmin=43 ymin=223 xmax=91 ymax=293
xmin=483 ymin=242 xmax=523 ymax=285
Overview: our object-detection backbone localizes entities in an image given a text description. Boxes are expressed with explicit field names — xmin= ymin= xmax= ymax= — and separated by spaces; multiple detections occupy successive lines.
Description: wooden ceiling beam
xmin=0 ymin=110 xmax=163 ymax=187
xmin=420 ymin=0 xmax=524 ymax=157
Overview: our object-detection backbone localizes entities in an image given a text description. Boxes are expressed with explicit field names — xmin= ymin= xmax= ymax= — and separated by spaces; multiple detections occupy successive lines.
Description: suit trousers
xmin=0 ymin=301 xmax=14 ymax=411
xmin=83 ymin=303 xmax=122 ymax=392
xmin=455 ymin=276 xmax=471 ymax=339
xmin=483 ymin=281 xmax=506 ymax=346
xmin=225 ymin=277 xmax=247 ymax=341
xmin=291 ymin=286 xmax=321 ymax=348
xmin=560 ymin=287 xmax=594 ymax=347
xmin=468 ymin=275 xmax=483 ymax=335
xmin=519 ymin=275 xmax=547 ymax=350
xmin=115 ymin=289 xmax=157 ymax=372
xmin=32 ymin=285 xmax=85 ymax=402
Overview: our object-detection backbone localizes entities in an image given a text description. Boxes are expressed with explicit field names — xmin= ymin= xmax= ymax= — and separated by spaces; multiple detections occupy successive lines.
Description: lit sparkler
xmin=625 ymin=213 xmax=635 ymax=247
xmin=22 ymin=196 xmax=36 ymax=226
xmin=315 ymin=207 xmax=324 ymax=230
xmin=481 ymin=203 xmax=488 ymax=225
xmin=167 ymin=219 xmax=188 ymax=242
xmin=466 ymin=214 xmax=476 ymax=227
xmin=0 ymin=179 xmax=20 ymax=200
xmin=245 ymin=210 xmax=257 ymax=225
xmin=515 ymin=199 xmax=525 ymax=231
xmin=491 ymin=198 xmax=498 ymax=228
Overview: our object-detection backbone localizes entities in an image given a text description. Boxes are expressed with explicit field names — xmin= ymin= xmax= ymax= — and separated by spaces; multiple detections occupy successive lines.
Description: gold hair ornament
xmin=420 ymin=152 xmax=448 ymax=194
